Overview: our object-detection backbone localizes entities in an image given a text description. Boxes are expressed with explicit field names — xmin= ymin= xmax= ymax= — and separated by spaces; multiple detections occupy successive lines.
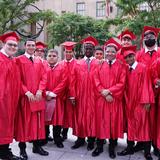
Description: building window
xmin=96 ymin=1 xmax=105 ymax=17
xmin=110 ymin=6 xmax=113 ymax=13
xmin=139 ymin=3 xmax=150 ymax=11
xmin=76 ymin=2 xmax=85 ymax=16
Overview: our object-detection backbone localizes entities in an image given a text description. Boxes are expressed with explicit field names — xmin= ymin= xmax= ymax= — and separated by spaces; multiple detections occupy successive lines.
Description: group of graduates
xmin=0 ymin=25 xmax=160 ymax=160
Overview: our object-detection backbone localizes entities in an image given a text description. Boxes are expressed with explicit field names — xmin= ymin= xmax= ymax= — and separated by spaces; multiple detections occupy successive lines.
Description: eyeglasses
xmin=48 ymin=55 xmax=57 ymax=57
xmin=36 ymin=49 xmax=44 ymax=52
xmin=144 ymin=34 xmax=155 ymax=40
xmin=26 ymin=44 xmax=35 ymax=47
xmin=7 ymin=43 xmax=18 ymax=47
xmin=65 ymin=51 xmax=73 ymax=54
xmin=105 ymin=50 xmax=116 ymax=54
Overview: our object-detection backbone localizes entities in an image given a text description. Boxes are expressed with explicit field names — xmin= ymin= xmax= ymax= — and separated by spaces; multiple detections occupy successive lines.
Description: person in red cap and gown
xmin=0 ymin=32 xmax=21 ymax=160
xmin=70 ymin=36 xmax=99 ymax=151
xmin=34 ymin=41 xmax=47 ymax=59
xmin=34 ymin=41 xmax=54 ymax=145
xmin=136 ymin=26 xmax=160 ymax=157
xmin=45 ymin=49 xmax=68 ymax=148
xmin=60 ymin=41 xmax=77 ymax=141
xmin=116 ymin=29 xmax=136 ymax=64
xmin=93 ymin=38 xmax=126 ymax=158
xmin=15 ymin=38 xmax=49 ymax=160
xmin=117 ymin=45 xmax=155 ymax=160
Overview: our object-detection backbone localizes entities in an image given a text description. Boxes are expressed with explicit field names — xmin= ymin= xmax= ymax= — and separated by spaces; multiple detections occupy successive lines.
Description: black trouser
xmin=62 ymin=128 xmax=68 ymax=137
xmin=88 ymin=137 xmax=95 ymax=144
xmin=19 ymin=140 xmax=41 ymax=150
xmin=53 ymin=125 xmax=62 ymax=144
xmin=127 ymin=140 xmax=135 ymax=149
xmin=96 ymin=139 xmax=104 ymax=149
xmin=109 ymin=139 xmax=117 ymax=149
xmin=0 ymin=144 xmax=10 ymax=158
xmin=144 ymin=141 xmax=151 ymax=155
xmin=45 ymin=125 xmax=50 ymax=139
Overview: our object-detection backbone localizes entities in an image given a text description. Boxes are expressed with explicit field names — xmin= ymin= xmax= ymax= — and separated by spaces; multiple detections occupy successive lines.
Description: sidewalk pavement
xmin=11 ymin=129 xmax=157 ymax=160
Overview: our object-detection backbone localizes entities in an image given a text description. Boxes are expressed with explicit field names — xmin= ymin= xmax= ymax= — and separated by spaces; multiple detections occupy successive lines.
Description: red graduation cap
xmin=142 ymin=26 xmax=160 ymax=39
xmin=36 ymin=41 xmax=47 ymax=49
xmin=61 ymin=41 xmax=77 ymax=51
xmin=104 ymin=38 xmax=121 ymax=51
xmin=0 ymin=31 xmax=20 ymax=43
xmin=122 ymin=45 xmax=137 ymax=58
xmin=80 ymin=36 xmax=99 ymax=46
xmin=118 ymin=29 xmax=136 ymax=40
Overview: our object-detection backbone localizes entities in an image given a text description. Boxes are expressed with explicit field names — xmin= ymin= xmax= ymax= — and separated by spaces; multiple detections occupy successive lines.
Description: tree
xmin=115 ymin=0 xmax=160 ymax=42
xmin=47 ymin=12 xmax=112 ymax=50
xmin=0 ymin=0 xmax=56 ymax=38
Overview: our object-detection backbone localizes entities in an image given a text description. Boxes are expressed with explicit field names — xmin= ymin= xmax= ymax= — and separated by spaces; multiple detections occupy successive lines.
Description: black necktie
xmin=29 ymin=56 xmax=33 ymax=63
xmin=109 ymin=60 xmax=112 ymax=67
xmin=149 ymin=50 xmax=155 ymax=57
xmin=129 ymin=67 xmax=133 ymax=72
xmin=50 ymin=65 xmax=54 ymax=69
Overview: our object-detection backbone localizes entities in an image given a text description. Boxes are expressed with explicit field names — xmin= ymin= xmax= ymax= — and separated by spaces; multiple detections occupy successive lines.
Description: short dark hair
xmin=95 ymin=46 xmax=103 ymax=52
xmin=47 ymin=49 xmax=58 ymax=55
xmin=24 ymin=38 xmax=36 ymax=45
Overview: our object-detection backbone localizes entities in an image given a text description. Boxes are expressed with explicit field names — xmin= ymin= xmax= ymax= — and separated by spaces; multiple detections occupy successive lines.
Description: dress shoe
xmin=39 ymin=140 xmax=48 ymax=146
xmin=55 ymin=142 xmax=64 ymax=148
xmin=117 ymin=148 xmax=134 ymax=156
xmin=71 ymin=139 xmax=85 ymax=149
xmin=109 ymin=146 xmax=116 ymax=159
xmin=153 ymin=147 xmax=160 ymax=157
xmin=47 ymin=136 xmax=53 ymax=142
xmin=32 ymin=146 xmax=49 ymax=156
xmin=62 ymin=135 xmax=67 ymax=141
xmin=144 ymin=153 xmax=153 ymax=160
xmin=20 ymin=149 xmax=28 ymax=160
xmin=92 ymin=147 xmax=103 ymax=157
xmin=1 ymin=151 xmax=21 ymax=160
xmin=134 ymin=142 xmax=144 ymax=152
xmin=87 ymin=142 xmax=94 ymax=151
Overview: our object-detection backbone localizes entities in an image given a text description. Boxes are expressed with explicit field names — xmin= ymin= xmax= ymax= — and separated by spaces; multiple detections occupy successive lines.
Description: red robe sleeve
xmin=108 ymin=66 xmax=126 ymax=99
xmin=94 ymin=67 xmax=104 ymax=93
xmin=38 ymin=64 xmax=47 ymax=91
xmin=69 ymin=62 xmax=77 ymax=98
xmin=140 ymin=67 xmax=155 ymax=104
xmin=52 ymin=67 xmax=68 ymax=96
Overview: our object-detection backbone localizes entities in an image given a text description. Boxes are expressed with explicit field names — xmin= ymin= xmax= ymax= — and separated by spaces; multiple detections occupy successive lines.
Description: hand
xmin=106 ymin=95 xmax=113 ymax=103
xmin=144 ymin=104 xmax=151 ymax=111
xmin=156 ymin=79 xmax=160 ymax=87
xmin=101 ymin=89 xmax=110 ymax=97
xmin=70 ymin=99 xmax=76 ymax=106
xmin=25 ymin=91 xmax=35 ymax=102
xmin=35 ymin=90 xmax=42 ymax=101
xmin=46 ymin=95 xmax=53 ymax=101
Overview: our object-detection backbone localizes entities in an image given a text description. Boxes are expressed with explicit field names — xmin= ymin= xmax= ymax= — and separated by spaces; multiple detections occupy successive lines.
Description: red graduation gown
xmin=46 ymin=63 xmax=67 ymax=126
xmin=116 ymin=49 xmax=127 ymax=64
xmin=150 ymin=58 xmax=160 ymax=148
xmin=136 ymin=48 xmax=160 ymax=77
xmin=60 ymin=59 xmax=77 ymax=128
xmin=70 ymin=58 xmax=98 ymax=138
xmin=14 ymin=55 xmax=47 ymax=142
xmin=125 ymin=63 xmax=154 ymax=141
xmin=94 ymin=60 xmax=126 ymax=139
xmin=137 ymin=48 xmax=160 ymax=144
xmin=0 ymin=53 xmax=20 ymax=144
